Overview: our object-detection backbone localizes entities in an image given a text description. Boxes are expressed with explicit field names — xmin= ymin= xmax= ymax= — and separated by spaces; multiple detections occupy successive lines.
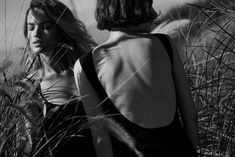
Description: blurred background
xmin=0 ymin=0 xmax=207 ymax=66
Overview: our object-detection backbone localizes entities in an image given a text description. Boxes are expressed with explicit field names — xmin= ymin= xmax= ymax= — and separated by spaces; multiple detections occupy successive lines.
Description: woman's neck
xmin=39 ymin=52 xmax=64 ymax=76
xmin=39 ymin=54 xmax=54 ymax=75
xmin=109 ymin=22 xmax=152 ymax=40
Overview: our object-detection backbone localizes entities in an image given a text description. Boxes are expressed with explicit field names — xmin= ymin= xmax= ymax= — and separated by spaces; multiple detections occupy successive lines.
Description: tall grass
xmin=153 ymin=0 xmax=234 ymax=156
xmin=181 ymin=1 xmax=235 ymax=156
xmin=0 ymin=0 xmax=234 ymax=156
xmin=0 ymin=65 xmax=142 ymax=156
xmin=0 ymin=61 xmax=42 ymax=157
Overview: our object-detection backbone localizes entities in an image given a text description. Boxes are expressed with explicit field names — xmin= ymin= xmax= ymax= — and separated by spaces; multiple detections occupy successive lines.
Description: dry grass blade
xmin=83 ymin=115 xmax=144 ymax=157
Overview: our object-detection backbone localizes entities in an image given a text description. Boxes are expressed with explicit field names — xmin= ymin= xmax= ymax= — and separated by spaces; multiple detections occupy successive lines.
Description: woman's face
xmin=27 ymin=8 xmax=60 ymax=54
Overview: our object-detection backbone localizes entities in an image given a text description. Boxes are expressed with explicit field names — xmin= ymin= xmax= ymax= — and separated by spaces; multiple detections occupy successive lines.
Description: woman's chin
xmin=32 ymin=47 xmax=42 ymax=54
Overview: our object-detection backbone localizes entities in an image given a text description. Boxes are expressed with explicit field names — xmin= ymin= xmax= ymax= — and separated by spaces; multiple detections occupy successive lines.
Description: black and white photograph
xmin=0 ymin=0 xmax=234 ymax=156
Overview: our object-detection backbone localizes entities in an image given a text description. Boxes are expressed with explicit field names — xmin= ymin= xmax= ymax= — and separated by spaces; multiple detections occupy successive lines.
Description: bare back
xmin=93 ymin=32 xmax=177 ymax=128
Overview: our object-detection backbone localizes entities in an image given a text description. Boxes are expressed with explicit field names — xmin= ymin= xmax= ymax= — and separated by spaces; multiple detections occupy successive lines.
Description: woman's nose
xmin=33 ymin=26 xmax=42 ymax=38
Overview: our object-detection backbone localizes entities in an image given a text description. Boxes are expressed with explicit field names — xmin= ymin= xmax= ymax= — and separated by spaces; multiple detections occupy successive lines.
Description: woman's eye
xmin=27 ymin=24 xmax=34 ymax=31
xmin=43 ymin=24 xmax=54 ymax=30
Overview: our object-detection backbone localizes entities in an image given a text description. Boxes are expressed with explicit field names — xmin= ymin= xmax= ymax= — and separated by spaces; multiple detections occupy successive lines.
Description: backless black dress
xmin=80 ymin=33 xmax=198 ymax=157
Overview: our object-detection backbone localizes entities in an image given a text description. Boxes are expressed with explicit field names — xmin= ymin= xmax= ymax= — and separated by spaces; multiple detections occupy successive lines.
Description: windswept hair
xmin=23 ymin=0 xmax=96 ymax=71
xmin=95 ymin=0 xmax=158 ymax=31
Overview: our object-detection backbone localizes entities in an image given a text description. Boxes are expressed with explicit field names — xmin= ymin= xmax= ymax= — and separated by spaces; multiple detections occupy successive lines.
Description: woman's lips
xmin=33 ymin=40 xmax=43 ymax=47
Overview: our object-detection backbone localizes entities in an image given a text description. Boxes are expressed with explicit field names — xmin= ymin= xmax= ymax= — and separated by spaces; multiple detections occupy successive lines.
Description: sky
xmin=0 ymin=0 xmax=206 ymax=63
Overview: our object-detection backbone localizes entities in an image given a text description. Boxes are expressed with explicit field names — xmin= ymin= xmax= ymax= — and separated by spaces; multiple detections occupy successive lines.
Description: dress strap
xmin=79 ymin=50 xmax=117 ymax=115
xmin=151 ymin=33 xmax=173 ymax=64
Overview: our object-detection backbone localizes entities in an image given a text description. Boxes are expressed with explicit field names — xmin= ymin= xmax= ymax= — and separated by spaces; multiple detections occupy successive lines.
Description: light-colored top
xmin=27 ymin=69 xmax=79 ymax=106
xmin=40 ymin=74 xmax=78 ymax=105
xmin=91 ymin=31 xmax=177 ymax=128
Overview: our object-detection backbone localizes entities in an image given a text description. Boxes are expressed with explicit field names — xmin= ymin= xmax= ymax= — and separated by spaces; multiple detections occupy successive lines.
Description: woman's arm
xmin=74 ymin=60 xmax=114 ymax=157
xmin=168 ymin=36 xmax=199 ymax=149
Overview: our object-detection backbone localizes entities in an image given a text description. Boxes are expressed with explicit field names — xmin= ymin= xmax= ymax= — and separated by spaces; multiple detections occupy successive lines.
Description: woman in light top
xmin=23 ymin=0 xmax=97 ymax=156
xmin=74 ymin=0 xmax=198 ymax=156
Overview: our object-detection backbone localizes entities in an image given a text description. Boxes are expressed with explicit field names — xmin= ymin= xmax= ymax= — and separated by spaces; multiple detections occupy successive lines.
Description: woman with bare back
xmin=23 ymin=0 xmax=97 ymax=156
xmin=74 ymin=0 xmax=199 ymax=156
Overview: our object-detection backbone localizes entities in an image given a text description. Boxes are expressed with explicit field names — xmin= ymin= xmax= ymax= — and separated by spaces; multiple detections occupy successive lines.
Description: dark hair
xmin=95 ymin=0 xmax=157 ymax=30
xmin=23 ymin=0 xmax=96 ymax=71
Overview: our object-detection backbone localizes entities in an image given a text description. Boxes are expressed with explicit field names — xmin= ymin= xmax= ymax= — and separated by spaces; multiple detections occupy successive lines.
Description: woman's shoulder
xmin=91 ymin=42 xmax=113 ymax=63
xmin=92 ymin=41 xmax=110 ymax=54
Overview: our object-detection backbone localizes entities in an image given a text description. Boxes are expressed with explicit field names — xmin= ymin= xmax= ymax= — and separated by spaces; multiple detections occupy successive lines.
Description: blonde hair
xmin=23 ymin=0 xmax=96 ymax=72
